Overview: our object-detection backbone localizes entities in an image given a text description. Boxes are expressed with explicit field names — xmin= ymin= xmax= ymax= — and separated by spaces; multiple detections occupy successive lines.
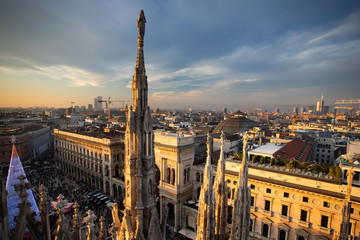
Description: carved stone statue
xmin=346 ymin=167 xmax=355 ymax=202
xmin=137 ymin=9 xmax=146 ymax=39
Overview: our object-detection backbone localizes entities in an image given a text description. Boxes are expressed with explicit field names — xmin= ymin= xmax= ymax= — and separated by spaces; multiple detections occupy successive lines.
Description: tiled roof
xmin=274 ymin=138 xmax=308 ymax=161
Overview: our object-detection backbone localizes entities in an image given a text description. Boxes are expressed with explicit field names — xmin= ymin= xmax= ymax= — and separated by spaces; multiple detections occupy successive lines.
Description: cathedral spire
xmin=132 ymin=9 xmax=148 ymax=111
xmin=196 ymin=134 xmax=215 ymax=240
xmin=214 ymin=132 xmax=228 ymax=240
xmin=122 ymin=10 xmax=161 ymax=240
xmin=230 ymin=132 xmax=251 ymax=240
xmin=338 ymin=167 xmax=355 ymax=240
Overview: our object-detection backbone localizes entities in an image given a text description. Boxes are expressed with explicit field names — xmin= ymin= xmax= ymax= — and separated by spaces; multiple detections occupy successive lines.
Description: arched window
xmin=184 ymin=169 xmax=187 ymax=184
xmin=186 ymin=168 xmax=190 ymax=183
xmin=149 ymin=180 xmax=152 ymax=195
xmin=167 ymin=168 xmax=171 ymax=183
xmin=262 ymin=224 xmax=269 ymax=237
xmin=171 ymin=169 xmax=176 ymax=185
xmin=279 ymin=229 xmax=286 ymax=240
xmin=298 ymin=236 xmax=305 ymax=240
xmin=196 ymin=172 xmax=200 ymax=182
xmin=227 ymin=206 xmax=233 ymax=224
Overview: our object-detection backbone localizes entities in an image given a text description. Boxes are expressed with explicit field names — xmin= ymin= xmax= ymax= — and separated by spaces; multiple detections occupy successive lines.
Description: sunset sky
xmin=1 ymin=1 xmax=360 ymax=110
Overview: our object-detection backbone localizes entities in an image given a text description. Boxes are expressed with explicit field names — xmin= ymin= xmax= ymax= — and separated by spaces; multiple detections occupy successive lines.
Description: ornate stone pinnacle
xmin=99 ymin=216 xmax=105 ymax=239
xmin=73 ymin=202 xmax=80 ymax=230
xmin=207 ymin=133 xmax=212 ymax=156
xmin=54 ymin=194 xmax=68 ymax=212
xmin=108 ymin=222 xmax=118 ymax=240
xmin=39 ymin=184 xmax=47 ymax=215
xmin=14 ymin=174 xmax=30 ymax=199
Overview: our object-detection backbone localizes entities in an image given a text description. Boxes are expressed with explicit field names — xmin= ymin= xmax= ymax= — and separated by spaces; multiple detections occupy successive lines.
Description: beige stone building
xmin=53 ymin=129 xmax=124 ymax=199
xmin=154 ymin=130 xmax=197 ymax=231
xmin=153 ymin=130 xmax=359 ymax=239
xmin=190 ymin=159 xmax=360 ymax=239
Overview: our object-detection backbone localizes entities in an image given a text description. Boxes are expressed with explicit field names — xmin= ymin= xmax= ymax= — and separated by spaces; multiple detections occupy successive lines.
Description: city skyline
xmin=0 ymin=1 xmax=360 ymax=109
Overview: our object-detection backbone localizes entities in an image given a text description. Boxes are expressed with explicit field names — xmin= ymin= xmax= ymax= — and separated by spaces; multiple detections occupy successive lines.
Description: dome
xmin=213 ymin=111 xmax=257 ymax=134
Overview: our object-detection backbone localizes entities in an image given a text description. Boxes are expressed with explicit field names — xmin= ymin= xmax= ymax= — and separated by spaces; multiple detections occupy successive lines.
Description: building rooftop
xmin=273 ymin=138 xmax=309 ymax=162
xmin=248 ymin=143 xmax=283 ymax=156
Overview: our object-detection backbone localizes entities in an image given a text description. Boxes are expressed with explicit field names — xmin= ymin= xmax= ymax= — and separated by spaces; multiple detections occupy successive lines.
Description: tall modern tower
xmin=121 ymin=10 xmax=161 ymax=240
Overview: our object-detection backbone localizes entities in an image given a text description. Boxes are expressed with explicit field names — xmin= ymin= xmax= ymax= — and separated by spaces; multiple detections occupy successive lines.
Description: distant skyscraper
xmin=88 ymin=104 xmax=93 ymax=110
xmin=316 ymin=93 xmax=324 ymax=114
xmin=223 ymin=107 xmax=228 ymax=115
xmin=93 ymin=98 xmax=98 ymax=111
xmin=293 ymin=107 xmax=298 ymax=114
xmin=97 ymin=96 xmax=103 ymax=110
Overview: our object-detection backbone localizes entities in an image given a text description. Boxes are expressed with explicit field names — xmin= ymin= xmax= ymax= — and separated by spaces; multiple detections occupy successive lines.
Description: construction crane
xmin=334 ymin=106 xmax=354 ymax=117
xmin=239 ymin=107 xmax=262 ymax=116
xmin=335 ymin=99 xmax=360 ymax=104
xmin=69 ymin=101 xmax=75 ymax=108
xmin=98 ymin=97 xmax=131 ymax=121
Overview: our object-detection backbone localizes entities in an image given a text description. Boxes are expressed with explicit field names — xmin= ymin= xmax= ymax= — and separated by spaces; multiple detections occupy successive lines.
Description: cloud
xmin=1 ymin=1 xmax=360 ymax=108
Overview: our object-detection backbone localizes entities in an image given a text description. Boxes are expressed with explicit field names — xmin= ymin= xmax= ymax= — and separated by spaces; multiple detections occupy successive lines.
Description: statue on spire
xmin=137 ymin=9 xmax=146 ymax=39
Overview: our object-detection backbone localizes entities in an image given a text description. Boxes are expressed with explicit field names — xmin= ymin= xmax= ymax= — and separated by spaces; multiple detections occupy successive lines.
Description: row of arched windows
xmin=183 ymin=167 xmax=190 ymax=184
xmin=166 ymin=167 xmax=176 ymax=185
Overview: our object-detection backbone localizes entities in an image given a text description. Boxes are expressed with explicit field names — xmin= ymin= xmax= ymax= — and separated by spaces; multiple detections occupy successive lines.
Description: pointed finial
xmin=14 ymin=174 xmax=30 ymax=199
xmin=73 ymin=202 xmax=80 ymax=230
xmin=220 ymin=131 xmax=224 ymax=147
xmin=137 ymin=9 xmax=146 ymax=39
xmin=99 ymin=216 xmax=105 ymax=240
xmin=207 ymin=133 xmax=212 ymax=156
xmin=39 ymin=184 xmax=48 ymax=215
xmin=242 ymin=132 xmax=248 ymax=165
xmin=108 ymin=222 xmax=118 ymax=240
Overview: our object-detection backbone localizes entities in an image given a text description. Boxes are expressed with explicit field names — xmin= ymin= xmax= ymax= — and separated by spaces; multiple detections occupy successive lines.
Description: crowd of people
xmin=25 ymin=152 xmax=115 ymax=236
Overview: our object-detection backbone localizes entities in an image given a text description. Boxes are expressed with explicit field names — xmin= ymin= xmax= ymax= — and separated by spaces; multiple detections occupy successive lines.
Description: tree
xmin=329 ymin=166 xmax=335 ymax=178
xmin=335 ymin=166 xmax=342 ymax=181
xmin=260 ymin=156 xmax=265 ymax=164
xmin=252 ymin=155 xmax=258 ymax=163
xmin=234 ymin=152 xmax=243 ymax=160
xmin=270 ymin=158 xmax=275 ymax=165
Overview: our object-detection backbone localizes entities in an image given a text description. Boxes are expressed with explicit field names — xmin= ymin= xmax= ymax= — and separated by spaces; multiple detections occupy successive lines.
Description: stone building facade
xmin=53 ymin=129 xmax=124 ymax=199
xmin=188 ymin=158 xmax=360 ymax=239
xmin=154 ymin=130 xmax=197 ymax=231
xmin=314 ymin=132 xmax=336 ymax=165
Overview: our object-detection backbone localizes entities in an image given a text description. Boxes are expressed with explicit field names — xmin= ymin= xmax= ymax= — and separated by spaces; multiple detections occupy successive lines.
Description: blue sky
xmin=0 ymin=0 xmax=359 ymax=110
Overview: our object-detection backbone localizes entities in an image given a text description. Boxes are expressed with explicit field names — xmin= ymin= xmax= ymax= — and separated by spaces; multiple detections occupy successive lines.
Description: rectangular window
xmin=265 ymin=200 xmax=271 ymax=211
xmin=323 ymin=201 xmax=330 ymax=208
xmin=281 ymin=205 xmax=288 ymax=216
xmin=303 ymin=197 xmax=309 ymax=203
xmin=251 ymin=184 xmax=255 ymax=189
xmin=266 ymin=188 xmax=271 ymax=194
xmin=350 ymin=208 xmax=354 ymax=214
xmin=300 ymin=210 xmax=307 ymax=222
xmin=284 ymin=192 xmax=289 ymax=198
xmin=321 ymin=215 xmax=329 ymax=228
xmin=251 ymin=196 xmax=254 ymax=207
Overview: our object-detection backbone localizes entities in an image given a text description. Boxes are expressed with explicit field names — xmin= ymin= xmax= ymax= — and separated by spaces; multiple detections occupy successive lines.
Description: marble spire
xmin=338 ymin=167 xmax=355 ymax=240
xmin=214 ymin=132 xmax=228 ymax=240
xmin=230 ymin=132 xmax=251 ymax=240
xmin=121 ymin=9 xmax=161 ymax=240
xmin=196 ymin=134 xmax=215 ymax=240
